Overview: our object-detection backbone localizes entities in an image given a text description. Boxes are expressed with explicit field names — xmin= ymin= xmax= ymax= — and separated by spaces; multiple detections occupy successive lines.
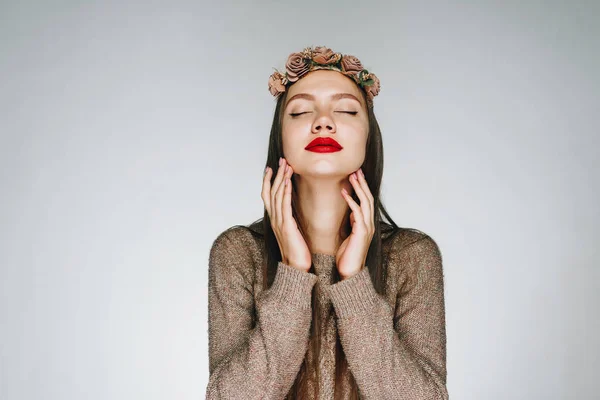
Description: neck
xmin=294 ymin=175 xmax=352 ymax=255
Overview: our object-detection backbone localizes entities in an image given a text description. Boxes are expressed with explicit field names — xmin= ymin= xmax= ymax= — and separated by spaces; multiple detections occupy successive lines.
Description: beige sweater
xmin=206 ymin=223 xmax=449 ymax=399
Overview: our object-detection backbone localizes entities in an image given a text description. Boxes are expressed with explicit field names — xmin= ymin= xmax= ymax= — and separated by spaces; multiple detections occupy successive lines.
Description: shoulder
xmin=208 ymin=222 xmax=264 ymax=280
xmin=210 ymin=224 xmax=261 ymax=252
xmin=388 ymin=227 xmax=442 ymax=259
xmin=383 ymin=226 xmax=444 ymax=281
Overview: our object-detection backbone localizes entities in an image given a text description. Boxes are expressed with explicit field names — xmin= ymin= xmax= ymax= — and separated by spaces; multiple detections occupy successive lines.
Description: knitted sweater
xmin=206 ymin=223 xmax=449 ymax=399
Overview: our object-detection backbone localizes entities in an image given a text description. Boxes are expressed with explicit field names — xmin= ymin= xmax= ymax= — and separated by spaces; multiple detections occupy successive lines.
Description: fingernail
xmin=359 ymin=168 xmax=364 ymax=177
xmin=285 ymin=165 xmax=289 ymax=173
xmin=279 ymin=157 xmax=282 ymax=166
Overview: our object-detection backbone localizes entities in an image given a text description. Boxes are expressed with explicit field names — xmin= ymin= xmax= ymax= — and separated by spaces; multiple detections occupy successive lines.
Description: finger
xmin=357 ymin=169 xmax=374 ymax=204
xmin=271 ymin=159 xmax=287 ymax=223
xmin=261 ymin=167 xmax=273 ymax=214
xmin=271 ymin=159 xmax=287 ymax=201
xmin=275 ymin=164 xmax=292 ymax=227
xmin=282 ymin=165 xmax=294 ymax=226
xmin=349 ymin=173 xmax=371 ymax=226
xmin=355 ymin=169 xmax=375 ymax=228
xmin=341 ymin=188 xmax=365 ymax=227
xmin=274 ymin=164 xmax=288 ymax=226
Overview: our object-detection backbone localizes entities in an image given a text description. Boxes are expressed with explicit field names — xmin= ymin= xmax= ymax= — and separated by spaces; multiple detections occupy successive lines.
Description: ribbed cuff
xmin=265 ymin=261 xmax=318 ymax=310
xmin=328 ymin=267 xmax=379 ymax=319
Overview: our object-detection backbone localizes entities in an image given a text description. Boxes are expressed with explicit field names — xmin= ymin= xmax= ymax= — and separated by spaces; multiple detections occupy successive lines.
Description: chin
xmin=297 ymin=168 xmax=347 ymax=179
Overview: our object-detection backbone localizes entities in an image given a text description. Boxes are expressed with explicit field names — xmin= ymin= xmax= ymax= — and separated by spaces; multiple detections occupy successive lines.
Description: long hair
xmin=245 ymin=78 xmax=403 ymax=398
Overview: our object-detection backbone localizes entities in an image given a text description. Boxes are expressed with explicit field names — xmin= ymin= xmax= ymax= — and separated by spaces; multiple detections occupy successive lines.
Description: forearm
xmin=328 ymin=268 xmax=448 ymax=399
xmin=207 ymin=262 xmax=317 ymax=399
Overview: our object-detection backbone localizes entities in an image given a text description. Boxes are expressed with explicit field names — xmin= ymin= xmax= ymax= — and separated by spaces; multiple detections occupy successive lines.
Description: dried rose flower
xmin=268 ymin=70 xmax=286 ymax=96
xmin=341 ymin=55 xmax=363 ymax=74
xmin=364 ymin=74 xmax=381 ymax=100
xmin=285 ymin=52 xmax=310 ymax=82
xmin=312 ymin=46 xmax=341 ymax=65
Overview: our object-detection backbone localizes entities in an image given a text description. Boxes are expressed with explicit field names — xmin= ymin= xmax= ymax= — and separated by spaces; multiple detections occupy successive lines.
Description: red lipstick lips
xmin=305 ymin=137 xmax=343 ymax=153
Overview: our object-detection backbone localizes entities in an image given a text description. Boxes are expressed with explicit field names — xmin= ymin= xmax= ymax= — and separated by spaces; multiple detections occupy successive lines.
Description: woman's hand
xmin=336 ymin=168 xmax=375 ymax=280
xmin=261 ymin=158 xmax=312 ymax=272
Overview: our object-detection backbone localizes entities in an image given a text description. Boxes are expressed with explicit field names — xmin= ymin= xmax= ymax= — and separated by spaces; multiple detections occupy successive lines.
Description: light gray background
xmin=1 ymin=1 xmax=598 ymax=399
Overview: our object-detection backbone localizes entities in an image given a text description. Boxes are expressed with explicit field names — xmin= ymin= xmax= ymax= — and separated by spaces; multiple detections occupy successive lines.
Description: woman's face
xmin=281 ymin=70 xmax=369 ymax=179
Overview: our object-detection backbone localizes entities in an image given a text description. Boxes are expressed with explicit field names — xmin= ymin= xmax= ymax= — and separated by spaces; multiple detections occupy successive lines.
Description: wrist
xmin=284 ymin=258 xmax=311 ymax=273
xmin=339 ymin=266 xmax=364 ymax=281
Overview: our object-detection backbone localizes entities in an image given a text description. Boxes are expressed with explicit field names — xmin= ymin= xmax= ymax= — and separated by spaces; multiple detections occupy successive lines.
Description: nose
xmin=311 ymin=112 xmax=336 ymax=133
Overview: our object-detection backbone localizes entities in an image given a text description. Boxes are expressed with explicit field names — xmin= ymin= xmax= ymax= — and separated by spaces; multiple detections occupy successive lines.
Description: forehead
xmin=286 ymin=70 xmax=364 ymax=104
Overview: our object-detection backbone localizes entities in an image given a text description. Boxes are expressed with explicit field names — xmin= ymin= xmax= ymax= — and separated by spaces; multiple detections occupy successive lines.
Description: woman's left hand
xmin=336 ymin=168 xmax=375 ymax=280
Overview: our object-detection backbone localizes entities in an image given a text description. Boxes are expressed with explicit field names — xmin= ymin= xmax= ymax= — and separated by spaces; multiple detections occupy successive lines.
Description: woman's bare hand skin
xmin=262 ymin=157 xmax=312 ymax=272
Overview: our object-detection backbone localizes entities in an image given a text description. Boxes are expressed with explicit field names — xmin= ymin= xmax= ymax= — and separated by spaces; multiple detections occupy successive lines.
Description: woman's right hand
xmin=261 ymin=157 xmax=312 ymax=272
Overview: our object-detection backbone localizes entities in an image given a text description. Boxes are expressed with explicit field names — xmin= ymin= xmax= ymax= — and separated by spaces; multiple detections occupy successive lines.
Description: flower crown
xmin=268 ymin=46 xmax=380 ymax=108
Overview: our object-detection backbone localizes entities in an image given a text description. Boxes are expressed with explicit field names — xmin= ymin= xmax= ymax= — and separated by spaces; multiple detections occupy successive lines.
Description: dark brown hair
xmin=245 ymin=75 xmax=403 ymax=398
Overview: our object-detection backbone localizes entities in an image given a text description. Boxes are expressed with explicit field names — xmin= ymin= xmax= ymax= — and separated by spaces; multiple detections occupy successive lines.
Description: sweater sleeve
xmin=206 ymin=229 xmax=319 ymax=400
xmin=327 ymin=235 xmax=449 ymax=399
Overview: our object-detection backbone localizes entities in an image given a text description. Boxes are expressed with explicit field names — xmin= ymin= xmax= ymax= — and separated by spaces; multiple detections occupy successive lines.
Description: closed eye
xmin=289 ymin=111 xmax=358 ymax=117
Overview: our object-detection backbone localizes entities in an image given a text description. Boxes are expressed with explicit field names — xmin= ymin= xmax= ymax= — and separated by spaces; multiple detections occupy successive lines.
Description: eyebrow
xmin=285 ymin=92 xmax=362 ymax=108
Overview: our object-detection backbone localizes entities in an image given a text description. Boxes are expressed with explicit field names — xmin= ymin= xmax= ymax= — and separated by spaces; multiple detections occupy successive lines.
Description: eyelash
xmin=290 ymin=111 xmax=358 ymax=117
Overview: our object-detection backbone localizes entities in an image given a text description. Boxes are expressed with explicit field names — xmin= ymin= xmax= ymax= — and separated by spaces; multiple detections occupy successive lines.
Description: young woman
xmin=206 ymin=46 xmax=449 ymax=399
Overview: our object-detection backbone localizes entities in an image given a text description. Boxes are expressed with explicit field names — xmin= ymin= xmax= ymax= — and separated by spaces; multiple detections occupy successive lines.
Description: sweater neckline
xmin=311 ymin=252 xmax=336 ymax=261
xmin=311 ymin=252 xmax=336 ymax=277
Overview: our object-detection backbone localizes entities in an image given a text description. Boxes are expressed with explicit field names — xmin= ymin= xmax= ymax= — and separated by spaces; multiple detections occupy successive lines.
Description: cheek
xmin=343 ymin=121 xmax=369 ymax=144
xmin=283 ymin=118 xmax=311 ymax=131
xmin=345 ymin=124 xmax=369 ymax=158
xmin=340 ymin=114 xmax=368 ymax=131
xmin=282 ymin=120 xmax=311 ymax=143
xmin=281 ymin=128 xmax=305 ymax=158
